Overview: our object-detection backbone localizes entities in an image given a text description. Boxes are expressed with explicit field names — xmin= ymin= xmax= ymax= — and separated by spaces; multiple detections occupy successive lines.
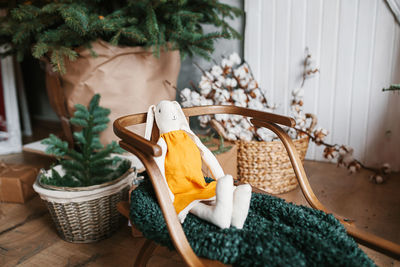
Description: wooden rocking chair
xmin=113 ymin=105 xmax=400 ymax=266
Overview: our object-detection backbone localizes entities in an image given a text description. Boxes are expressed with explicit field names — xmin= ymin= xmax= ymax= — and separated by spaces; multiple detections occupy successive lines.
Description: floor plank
xmin=0 ymin=151 xmax=399 ymax=266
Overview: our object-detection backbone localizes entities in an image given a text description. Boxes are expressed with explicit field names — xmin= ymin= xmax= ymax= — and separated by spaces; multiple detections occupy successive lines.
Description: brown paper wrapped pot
xmin=45 ymin=40 xmax=180 ymax=145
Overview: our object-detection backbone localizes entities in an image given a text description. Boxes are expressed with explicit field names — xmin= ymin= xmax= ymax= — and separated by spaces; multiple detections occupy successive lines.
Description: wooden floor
xmin=0 ymin=151 xmax=399 ymax=266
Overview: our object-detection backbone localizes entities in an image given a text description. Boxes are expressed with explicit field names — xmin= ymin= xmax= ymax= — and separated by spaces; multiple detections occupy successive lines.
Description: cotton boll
xmin=231 ymin=115 xmax=242 ymax=122
xmin=219 ymin=90 xmax=231 ymax=102
xmin=313 ymin=127 xmax=328 ymax=144
xmin=226 ymin=130 xmax=237 ymax=141
xmin=215 ymin=114 xmax=230 ymax=122
xmin=200 ymin=96 xmax=213 ymax=106
xmin=239 ymin=118 xmax=251 ymax=129
xmin=220 ymin=100 xmax=232 ymax=106
xmin=248 ymin=80 xmax=258 ymax=90
xmin=239 ymin=130 xmax=253 ymax=141
xmin=214 ymin=89 xmax=230 ymax=104
xmin=239 ymin=76 xmax=251 ymax=88
xmin=217 ymin=75 xmax=225 ymax=85
xmin=234 ymin=101 xmax=246 ymax=107
xmin=190 ymin=91 xmax=202 ymax=106
xmin=323 ymin=147 xmax=338 ymax=160
xmin=248 ymin=99 xmax=264 ymax=111
xmin=180 ymin=100 xmax=191 ymax=108
xmin=224 ymin=78 xmax=237 ymax=88
xmin=295 ymin=114 xmax=306 ymax=128
xmin=339 ymin=145 xmax=353 ymax=156
xmin=369 ymin=174 xmax=384 ymax=184
xmin=257 ymin=128 xmax=275 ymax=142
xmin=180 ymin=88 xmax=192 ymax=102
xmin=286 ymin=128 xmax=298 ymax=139
xmin=199 ymin=79 xmax=212 ymax=95
xmin=381 ymin=163 xmax=391 ymax=175
xmin=292 ymin=87 xmax=304 ymax=98
xmin=221 ymin=58 xmax=233 ymax=68
xmin=231 ymin=78 xmax=238 ymax=88
xmin=224 ymin=78 xmax=232 ymax=87
xmin=337 ymin=146 xmax=355 ymax=168
xmin=232 ymin=89 xmax=247 ymax=103
xmin=375 ymin=176 xmax=384 ymax=184
xmin=225 ymin=125 xmax=239 ymax=138
xmin=234 ymin=66 xmax=247 ymax=79
xmin=251 ymin=88 xmax=267 ymax=103
xmin=292 ymin=88 xmax=305 ymax=103
xmin=199 ymin=115 xmax=211 ymax=128
xmin=229 ymin=52 xmax=241 ymax=65
xmin=347 ymin=161 xmax=361 ymax=174
xmin=211 ymin=65 xmax=223 ymax=77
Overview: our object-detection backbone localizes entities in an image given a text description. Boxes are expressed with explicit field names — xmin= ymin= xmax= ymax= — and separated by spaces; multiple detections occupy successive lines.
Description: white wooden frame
xmin=0 ymin=54 xmax=22 ymax=154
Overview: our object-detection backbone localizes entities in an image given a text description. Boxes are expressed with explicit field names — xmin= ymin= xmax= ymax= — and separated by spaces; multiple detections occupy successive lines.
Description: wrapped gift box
xmin=201 ymin=137 xmax=237 ymax=179
xmin=0 ymin=163 xmax=38 ymax=203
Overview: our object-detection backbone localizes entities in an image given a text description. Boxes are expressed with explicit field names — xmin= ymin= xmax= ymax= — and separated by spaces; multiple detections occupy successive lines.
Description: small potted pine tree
xmin=33 ymin=94 xmax=132 ymax=243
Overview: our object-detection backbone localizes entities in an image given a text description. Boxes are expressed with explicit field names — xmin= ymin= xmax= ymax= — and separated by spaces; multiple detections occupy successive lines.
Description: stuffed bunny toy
xmin=144 ymin=100 xmax=251 ymax=229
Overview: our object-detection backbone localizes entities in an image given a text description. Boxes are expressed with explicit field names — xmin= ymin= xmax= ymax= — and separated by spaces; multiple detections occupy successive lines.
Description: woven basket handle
xmin=305 ymin=113 xmax=317 ymax=133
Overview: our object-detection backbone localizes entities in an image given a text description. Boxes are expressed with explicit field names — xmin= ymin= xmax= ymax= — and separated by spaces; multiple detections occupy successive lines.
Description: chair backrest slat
xmin=116 ymin=105 xmax=295 ymax=128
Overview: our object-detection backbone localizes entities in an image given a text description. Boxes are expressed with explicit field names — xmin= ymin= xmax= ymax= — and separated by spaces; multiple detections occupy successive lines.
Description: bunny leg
xmin=190 ymin=175 xmax=234 ymax=229
xmin=231 ymin=184 xmax=252 ymax=229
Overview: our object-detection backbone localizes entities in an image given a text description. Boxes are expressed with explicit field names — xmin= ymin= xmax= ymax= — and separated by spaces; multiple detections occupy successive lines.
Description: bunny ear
xmin=173 ymin=101 xmax=189 ymax=129
xmin=144 ymin=105 xmax=156 ymax=140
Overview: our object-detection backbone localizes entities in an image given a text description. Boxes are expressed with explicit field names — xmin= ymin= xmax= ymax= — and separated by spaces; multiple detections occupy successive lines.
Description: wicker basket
xmin=236 ymin=136 xmax=309 ymax=194
xmin=210 ymin=114 xmax=315 ymax=195
xmin=33 ymin=169 xmax=135 ymax=243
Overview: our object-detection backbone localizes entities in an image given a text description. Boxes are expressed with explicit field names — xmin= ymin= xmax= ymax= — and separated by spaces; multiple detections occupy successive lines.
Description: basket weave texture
xmin=45 ymin=187 xmax=129 ymax=243
xmin=236 ymin=136 xmax=309 ymax=194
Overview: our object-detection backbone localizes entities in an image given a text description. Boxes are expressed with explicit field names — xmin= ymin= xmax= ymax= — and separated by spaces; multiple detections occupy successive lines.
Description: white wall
xmin=245 ymin=0 xmax=400 ymax=170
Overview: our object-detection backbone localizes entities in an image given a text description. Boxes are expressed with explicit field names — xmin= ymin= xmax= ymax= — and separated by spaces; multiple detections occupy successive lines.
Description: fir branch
xmin=11 ymin=5 xmax=41 ymax=21
xmin=42 ymin=134 xmax=69 ymax=158
xmin=41 ymin=94 xmax=129 ymax=187
xmin=60 ymin=6 xmax=89 ymax=34
xmin=383 ymin=84 xmax=400 ymax=92
xmin=1 ymin=0 xmax=243 ymax=72
xmin=32 ymin=42 xmax=49 ymax=59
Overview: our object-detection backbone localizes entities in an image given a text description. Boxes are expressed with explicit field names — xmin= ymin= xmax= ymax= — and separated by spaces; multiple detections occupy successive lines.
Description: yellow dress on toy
xmin=161 ymin=130 xmax=217 ymax=216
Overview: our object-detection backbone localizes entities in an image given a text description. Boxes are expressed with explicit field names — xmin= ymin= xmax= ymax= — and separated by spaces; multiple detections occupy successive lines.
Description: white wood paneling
xmin=245 ymin=0 xmax=400 ymax=169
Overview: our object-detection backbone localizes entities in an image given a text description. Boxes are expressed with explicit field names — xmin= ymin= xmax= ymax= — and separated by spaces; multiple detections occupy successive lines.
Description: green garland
xmin=0 ymin=0 xmax=242 ymax=74
xmin=130 ymin=178 xmax=375 ymax=266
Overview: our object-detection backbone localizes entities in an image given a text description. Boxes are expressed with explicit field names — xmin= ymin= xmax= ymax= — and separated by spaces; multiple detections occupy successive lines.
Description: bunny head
xmin=145 ymin=100 xmax=189 ymax=140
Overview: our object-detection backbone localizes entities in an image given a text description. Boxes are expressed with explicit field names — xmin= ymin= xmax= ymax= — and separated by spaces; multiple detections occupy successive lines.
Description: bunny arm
xmin=154 ymin=137 xmax=175 ymax=202
xmin=185 ymin=130 xmax=225 ymax=180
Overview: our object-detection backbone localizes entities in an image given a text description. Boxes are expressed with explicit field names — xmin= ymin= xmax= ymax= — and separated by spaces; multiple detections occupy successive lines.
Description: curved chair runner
xmin=113 ymin=105 xmax=400 ymax=266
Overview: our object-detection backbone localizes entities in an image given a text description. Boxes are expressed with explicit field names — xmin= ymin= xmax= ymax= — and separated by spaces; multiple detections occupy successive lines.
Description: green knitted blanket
xmin=130 ymin=179 xmax=375 ymax=266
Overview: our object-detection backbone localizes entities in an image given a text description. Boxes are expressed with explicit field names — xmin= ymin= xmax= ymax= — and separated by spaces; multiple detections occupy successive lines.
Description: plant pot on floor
xmin=33 ymin=167 xmax=135 ymax=243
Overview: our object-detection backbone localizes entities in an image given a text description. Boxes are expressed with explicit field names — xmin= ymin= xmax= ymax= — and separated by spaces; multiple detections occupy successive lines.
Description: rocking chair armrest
xmin=250 ymin=119 xmax=329 ymax=213
xmin=182 ymin=105 xmax=296 ymax=127
xmin=251 ymin=119 xmax=400 ymax=259
xmin=113 ymin=120 xmax=162 ymax=157
xmin=119 ymin=141 xmax=206 ymax=267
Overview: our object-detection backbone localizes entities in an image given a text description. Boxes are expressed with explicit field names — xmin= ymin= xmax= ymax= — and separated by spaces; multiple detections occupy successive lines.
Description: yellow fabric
xmin=161 ymin=130 xmax=216 ymax=214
